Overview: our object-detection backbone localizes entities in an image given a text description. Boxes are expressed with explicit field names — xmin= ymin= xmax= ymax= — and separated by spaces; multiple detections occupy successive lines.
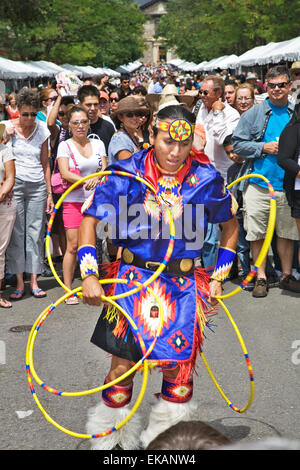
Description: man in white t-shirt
xmin=195 ymin=75 xmax=240 ymax=270
xmin=195 ymin=75 xmax=240 ymax=182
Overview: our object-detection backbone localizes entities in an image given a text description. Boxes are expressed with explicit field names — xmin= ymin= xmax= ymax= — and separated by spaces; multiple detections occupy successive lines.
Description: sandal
xmin=65 ymin=295 xmax=79 ymax=305
xmin=9 ymin=289 xmax=25 ymax=301
xmin=0 ymin=296 xmax=12 ymax=308
xmin=31 ymin=288 xmax=47 ymax=298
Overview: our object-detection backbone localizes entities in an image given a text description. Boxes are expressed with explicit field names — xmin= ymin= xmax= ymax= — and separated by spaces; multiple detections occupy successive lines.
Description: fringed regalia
xmin=82 ymin=148 xmax=234 ymax=382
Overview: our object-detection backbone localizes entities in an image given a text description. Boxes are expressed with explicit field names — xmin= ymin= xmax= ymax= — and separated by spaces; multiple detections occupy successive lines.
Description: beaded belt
xmin=121 ymin=248 xmax=201 ymax=276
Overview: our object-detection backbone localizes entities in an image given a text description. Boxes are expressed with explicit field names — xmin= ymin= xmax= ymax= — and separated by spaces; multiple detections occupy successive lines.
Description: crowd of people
xmin=1 ymin=59 xmax=300 ymax=450
xmin=0 ymin=62 xmax=300 ymax=302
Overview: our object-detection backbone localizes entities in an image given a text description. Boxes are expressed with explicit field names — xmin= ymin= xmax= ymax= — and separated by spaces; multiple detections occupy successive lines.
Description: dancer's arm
xmin=78 ymin=215 xmax=105 ymax=306
xmin=209 ymin=216 xmax=239 ymax=305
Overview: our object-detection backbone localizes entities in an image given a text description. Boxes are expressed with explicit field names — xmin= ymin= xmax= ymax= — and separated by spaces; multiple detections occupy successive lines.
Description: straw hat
xmin=161 ymin=84 xmax=179 ymax=96
xmin=290 ymin=61 xmax=300 ymax=72
xmin=147 ymin=84 xmax=195 ymax=114
xmin=158 ymin=94 xmax=183 ymax=111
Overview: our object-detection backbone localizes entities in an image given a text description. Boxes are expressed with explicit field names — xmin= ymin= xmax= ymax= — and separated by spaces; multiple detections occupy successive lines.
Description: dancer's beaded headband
xmin=155 ymin=118 xmax=195 ymax=142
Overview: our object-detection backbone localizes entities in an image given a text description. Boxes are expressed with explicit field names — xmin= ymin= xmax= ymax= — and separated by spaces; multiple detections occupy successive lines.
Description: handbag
xmin=51 ymin=142 xmax=82 ymax=194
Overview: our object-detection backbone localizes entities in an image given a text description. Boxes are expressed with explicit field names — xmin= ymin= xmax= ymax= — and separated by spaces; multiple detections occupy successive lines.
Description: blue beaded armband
xmin=211 ymin=246 xmax=236 ymax=282
xmin=77 ymin=244 xmax=99 ymax=280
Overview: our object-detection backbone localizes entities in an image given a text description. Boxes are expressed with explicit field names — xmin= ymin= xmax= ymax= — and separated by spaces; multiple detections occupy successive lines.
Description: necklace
xmin=155 ymin=160 xmax=185 ymax=175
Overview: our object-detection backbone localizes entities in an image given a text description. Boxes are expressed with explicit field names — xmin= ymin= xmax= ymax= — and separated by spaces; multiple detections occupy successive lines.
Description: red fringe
xmin=100 ymin=259 xmax=131 ymax=338
xmin=100 ymin=259 xmax=120 ymax=297
xmin=174 ymin=267 xmax=215 ymax=383
xmin=113 ymin=311 xmax=130 ymax=339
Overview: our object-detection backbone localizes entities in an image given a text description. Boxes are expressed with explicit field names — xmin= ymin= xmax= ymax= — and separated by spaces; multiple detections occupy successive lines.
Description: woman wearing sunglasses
xmin=36 ymin=87 xmax=58 ymax=123
xmin=47 ymin=91 xmax=75 ymax=263
xmin=3 ymin=87 xmax=54 ymax=300
xmin=108 ymin=89 xmax=120 ymax=115
xmin=57 ymin=106 xmax=107 ymax=304
xmin=108 ymin=95 xmax=151 ymax=164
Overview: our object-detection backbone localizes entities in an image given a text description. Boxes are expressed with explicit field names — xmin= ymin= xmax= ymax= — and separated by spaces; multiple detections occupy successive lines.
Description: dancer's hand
xmin=208 ymin=279 xmax=223 ymax=306
xmin=82 ymin=275 xmax=105 ymax=306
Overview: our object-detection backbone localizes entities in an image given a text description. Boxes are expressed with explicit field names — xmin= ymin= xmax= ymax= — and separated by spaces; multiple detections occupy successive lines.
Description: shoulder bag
xmin=51 ymin=142 xmax=82 ymax=194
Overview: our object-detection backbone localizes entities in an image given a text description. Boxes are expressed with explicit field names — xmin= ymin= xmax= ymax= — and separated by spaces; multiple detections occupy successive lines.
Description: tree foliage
xmin=157 ymin=0 xmax=300 ymax=63
xmin=0 ymin=0 xmax=146 ymax=68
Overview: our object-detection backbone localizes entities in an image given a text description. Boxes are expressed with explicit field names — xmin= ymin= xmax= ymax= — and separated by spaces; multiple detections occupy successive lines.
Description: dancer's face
xmin=152 ymin=119 xmax=193 ymax=173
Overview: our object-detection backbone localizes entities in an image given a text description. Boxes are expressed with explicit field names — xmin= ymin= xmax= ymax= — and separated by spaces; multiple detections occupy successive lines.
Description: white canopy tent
xmin=261 ymin=36 xmax=300 ymax=64
xmin=0 ymin=57 xmax=40 ymax=79
xmin=202 ymin=55 xmax=231 ymax=71
xmin=216 ymin=54 xmax=239 ymax=69
xmin=103 ymin=68 xmax=120 ymax=78
xmin=28 ymin=60 xmax=69 ymax=77
xmin=60 ymin=64 xmax=84 ymax=78
xmin=20 ymin=61 xmax=51 ymax=78
xmin=72 ymin=65 xmax=100 ymax=78
xmin=168 ymin=59 xmax=186 ymax=68
xmin=226 ymin=35 xmax=300 ymax=68
xmin=116 ymin=60 xmax=143 ymax=74
xmin=177 ymin=61 xmax=198 ymax=72
xmin=62 ymin=64 xmax=120 ymax=78
xmin=168 ymin=35 xmax=300 ymax=73
xmin=0 ymin=57 xmax=121 ymax=88
xmin=193 ymin=61 xmax=208 ymax=72
xmin=228 ymin=42 xmax=281 ymax=68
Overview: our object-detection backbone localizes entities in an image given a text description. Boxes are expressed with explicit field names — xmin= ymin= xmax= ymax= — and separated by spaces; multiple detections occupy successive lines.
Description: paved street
xmin=1 ymin=268 xmax=300 ymax=450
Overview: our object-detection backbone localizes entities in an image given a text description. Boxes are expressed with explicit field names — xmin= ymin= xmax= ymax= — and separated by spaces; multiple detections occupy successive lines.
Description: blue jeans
xmin=237 ymin=211 xmax=250 ymax=276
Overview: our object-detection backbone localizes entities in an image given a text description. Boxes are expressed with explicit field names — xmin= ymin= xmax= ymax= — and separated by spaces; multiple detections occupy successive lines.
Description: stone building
xmin=135 ymin=0 xmax=178 ymax=65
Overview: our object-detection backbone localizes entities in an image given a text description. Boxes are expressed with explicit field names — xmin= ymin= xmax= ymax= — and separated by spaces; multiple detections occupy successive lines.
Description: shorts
xmin=243 ymin=183 xmax=299 ymax=241
xmin=62 ymin=202 xmax=83 ymax=230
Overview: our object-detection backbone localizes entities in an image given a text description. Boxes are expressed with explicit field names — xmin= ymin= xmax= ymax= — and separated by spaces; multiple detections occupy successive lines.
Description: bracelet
xmin=77 ymin=244 xmax=99 ymax=280
xmin=47 ymin=191 xmax=52 ymax=195
xmin=210 ymin=277 xmax=224 ymax=283
xmin=210 ymin=246 xmax=236 ymax=283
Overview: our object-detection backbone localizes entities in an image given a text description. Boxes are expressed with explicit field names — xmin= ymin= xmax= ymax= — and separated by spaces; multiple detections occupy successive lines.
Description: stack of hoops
xmin=25 ymin=171 xmax=276 ymax=439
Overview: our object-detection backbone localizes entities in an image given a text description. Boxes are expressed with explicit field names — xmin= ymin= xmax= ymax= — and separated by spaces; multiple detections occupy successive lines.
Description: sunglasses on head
xmin=21 ymin=112 xmax=37 ymax=117
xmin=267 ymin=81 xmax=288 ymax=89
xmin=125 ymin=111 xmax=145 ymax=118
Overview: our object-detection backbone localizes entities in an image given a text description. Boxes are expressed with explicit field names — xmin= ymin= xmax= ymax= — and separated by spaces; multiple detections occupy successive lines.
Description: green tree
xmin=0 ymin=0 xmax=146 ymax=68
xmin=157 ymin=0 xmax=300 ymax=63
